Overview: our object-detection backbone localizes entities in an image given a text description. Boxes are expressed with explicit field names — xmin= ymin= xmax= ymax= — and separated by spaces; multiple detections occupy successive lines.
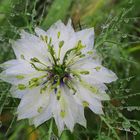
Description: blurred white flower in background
xmin=0 ymin=19 xmax=117 ymax=134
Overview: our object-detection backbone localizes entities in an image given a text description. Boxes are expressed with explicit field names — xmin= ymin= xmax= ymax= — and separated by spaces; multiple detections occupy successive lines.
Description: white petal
xmin=89 ymin=104 xmax=104 ymax=114
xmin=10 ymin=86 xmax=30 ymax=98
xmin=44 ymin=20 xmax=75 ymax=62
xmin=11 ymin=34 xmax=50 ymax=66
xmin=71 ymin=56 xmax=118 ymax=83
xmin=35 ymin=27 xmax=47 ymax=37
xmin=76 ymin=28 xmax=94 ymax=53
xmin=0 ymin=60 xmax=46 ymax=85
xmin=17 ymin=87 xmax=49 ymax=119
xmin=76 ymin=105 xmax=86 ymax=127
xmin=31 ymin=93 xmax=55 ymax=127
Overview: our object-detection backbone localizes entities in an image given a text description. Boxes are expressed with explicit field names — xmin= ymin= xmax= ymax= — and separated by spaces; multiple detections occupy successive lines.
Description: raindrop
xmin=114 ymin=17 xmax=118 ymax=21
xmin=127 ymin=107 xmax=132 ymax=112
xmin=101 ymin=24 xmax=109 ymax=29
xmin=125 ymin=89 xmax=130 ymax=93
xmin=10 ymin=13 xmax=15 ymax=17
xmin=129 ymin=0 xmax=133 ymax=4
xmin=122 ymin=34 xmax=127 ymax=38
xmin=114 ymin=27 xmax=118 ymax=31
xmin=121 ymin=100 xmax=125 ymax=104
xmin=124 ymin=128 xmax=130 ymax=132
xmin=138 ymin=121 xmax=140 ymax=126
xmin=122 ymin=121 xmax=131 ymax=129
xmin=119 ymin=106 xmax=123 ymax=110
xmin=124 ymin=18 xmax=129 ymax=23
xmin=5 ymin=99 xmax=10 ymax=105
xmin=133 ymin=131 xmax=137 ymax=135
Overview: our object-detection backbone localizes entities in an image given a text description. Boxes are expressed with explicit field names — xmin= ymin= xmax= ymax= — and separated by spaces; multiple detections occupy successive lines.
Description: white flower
xmin=0 ymin=20 xmax=117 ymax=134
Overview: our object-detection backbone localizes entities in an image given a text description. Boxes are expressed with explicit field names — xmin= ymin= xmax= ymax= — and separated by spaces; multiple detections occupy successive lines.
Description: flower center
xmin=49 ymin=65 xmax=70 ymax=85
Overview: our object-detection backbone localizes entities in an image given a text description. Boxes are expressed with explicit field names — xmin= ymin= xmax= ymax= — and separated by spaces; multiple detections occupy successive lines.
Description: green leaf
xmin=42 ymin=0 xmax=73 ymax=28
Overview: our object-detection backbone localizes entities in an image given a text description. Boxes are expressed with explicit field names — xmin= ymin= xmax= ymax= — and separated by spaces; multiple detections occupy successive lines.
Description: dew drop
xmin=129 ymin=0 xmax=133 ymax=4
xmin=133 ymin=131 xmax=137 ymax=135
xmin=114 ymin=17 xmax=118 ymax=21
xmin=127 ymin=107 xmax=132 ymax=112
xmin=124 ymin=18 xmax=129 ymax=23
xmin=125 ymin=89 xmax=130 ymax=93
xmin=122 ymin=121 xmax=131 ymax=129
xmin=114 ymin=27 xmax=118 ymax=31
xmin=121 ymin=100 xmax=125 ymax=104
xmin=101 ymin=24 xmax=109 ymax=29
xmin=122 ymin=34 xmax=127 ymax=38
xmin=138 ymin=121 xmax=140 ymax=126
xmin=5 ymin=99 xmax=10 ymax=105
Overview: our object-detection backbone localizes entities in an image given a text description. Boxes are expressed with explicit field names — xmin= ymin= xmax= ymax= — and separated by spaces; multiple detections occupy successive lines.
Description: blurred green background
xmin=0 ymin=0 xmax=140 ymax=140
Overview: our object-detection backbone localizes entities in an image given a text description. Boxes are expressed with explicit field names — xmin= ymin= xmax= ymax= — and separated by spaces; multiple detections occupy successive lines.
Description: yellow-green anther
xmin=18 ymin=84 xmax=26 ymax=90
xmin=95 ymin=66 xmax=101 ymax=71
xmin=45 ymin=36 xmax=48 ymax=43
xmin=82 ymin=101 xmax=89 ymax=107
xmin=40 ymin=84 xmax=48 ymax=94
xmin=89 ymin=86 xmax=98 ymax=93
xmin=29 ymin=78 xmax=40 ymax=88
xmin=49 ymin=37 xmax=52 ymax=44
xmin=79 ymin=54 xmax=86 ymax=58
xmin=60 ymin=110 xmax=65 ymax=118
xmin=37 ymin=106 xmax=43 ymax=113
xmin=87 ymin=51 xmax=93 ymax=55
xmin=59 ymin=41 xmax=64 ymax=48
xmin=63 ymin=77 xmax=68 ymax=83
xmin=16 ymin=75 xmax=24 ymax=79
xmin=40 ymin=35 xmax=44 ymax=41
xmin=20 ymin=54 xmax=25 ymax=60
xmin=30 ymin=57 xmax=40 ymax=63
xmin=80 ymin=71 xmax=90 ymax=75
xmin=31 ymin=77 xmax=39 ymax=82
xmin=58 ymin=41 xmax=64 ymax=60
xmin=77 ymin=40 xmax=85 ymax=50
xmin=57 ymin=90 xmax=61 ymax=100
xmin=57 ymin=31 xmax=60 ymax=39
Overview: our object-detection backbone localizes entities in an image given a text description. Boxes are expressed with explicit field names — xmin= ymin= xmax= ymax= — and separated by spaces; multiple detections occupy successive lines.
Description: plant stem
xmin=48 ymin=118 xmax=53 ymax=140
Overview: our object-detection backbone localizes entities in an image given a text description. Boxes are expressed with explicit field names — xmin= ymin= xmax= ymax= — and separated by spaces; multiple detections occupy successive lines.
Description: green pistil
xmin=52 ymin=65 xmax=66 ymax=76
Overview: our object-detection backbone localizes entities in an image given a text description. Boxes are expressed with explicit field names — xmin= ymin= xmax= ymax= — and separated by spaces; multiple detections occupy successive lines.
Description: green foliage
xmin=0 ymin=0 xmax=140 ymax=140
xmin=42 ymin=0 xmax=73 ymax=29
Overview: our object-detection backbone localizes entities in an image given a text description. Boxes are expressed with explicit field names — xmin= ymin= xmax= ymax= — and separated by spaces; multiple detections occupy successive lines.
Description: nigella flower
xmin=0 ymin=20 xmax=117 ymax=134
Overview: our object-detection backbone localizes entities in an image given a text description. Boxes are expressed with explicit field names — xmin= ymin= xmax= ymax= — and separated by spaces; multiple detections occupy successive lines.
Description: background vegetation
xmin=0 ymin=0 xmax=140 ymax=139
